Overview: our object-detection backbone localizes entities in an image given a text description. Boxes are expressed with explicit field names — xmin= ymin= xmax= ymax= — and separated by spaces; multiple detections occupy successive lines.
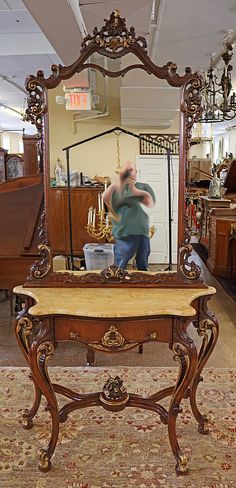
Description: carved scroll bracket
xmin=16 ymin=316 xmax=34 ymax=354
xmin=28 ymin=244 xmax=51 ymax=281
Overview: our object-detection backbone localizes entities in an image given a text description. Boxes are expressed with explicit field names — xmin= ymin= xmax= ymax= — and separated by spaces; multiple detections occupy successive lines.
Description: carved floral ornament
xmin=22 ymin=10 xmax=205 ymax=288
xmin=81 ymin=9 xmax=147 ymax=52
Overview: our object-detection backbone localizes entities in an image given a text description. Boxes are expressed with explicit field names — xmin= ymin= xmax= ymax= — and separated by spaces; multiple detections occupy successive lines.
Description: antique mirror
xmin=24 ymin=10 xmax=204 ymax=288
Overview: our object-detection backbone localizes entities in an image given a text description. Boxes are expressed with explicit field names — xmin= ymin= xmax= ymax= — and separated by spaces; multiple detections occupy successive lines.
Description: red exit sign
xmin=65 ymin=91 xmax=91 ymax=111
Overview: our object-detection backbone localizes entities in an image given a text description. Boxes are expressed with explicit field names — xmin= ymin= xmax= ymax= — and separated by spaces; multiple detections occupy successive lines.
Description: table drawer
xmin=55 ymin=317 xmax=172 ymax=351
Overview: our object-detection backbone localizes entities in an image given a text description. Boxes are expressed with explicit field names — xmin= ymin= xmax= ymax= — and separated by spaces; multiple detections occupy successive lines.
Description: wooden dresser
xmin=199 ymin=196 xmax=231 ymax=249
xmin=49 ymin=186 xmax=105 ymax=255
xmin=207 ymin=208 xmax=236 ymax=277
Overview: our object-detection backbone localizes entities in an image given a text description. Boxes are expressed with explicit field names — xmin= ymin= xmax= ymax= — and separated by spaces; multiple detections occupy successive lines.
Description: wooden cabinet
xmin=199 ymin=196 xmax=231 ymax=248
xmin=22 ymin=134 xmax=39 ymax=175
xmin=207 ymin=208 xmax=236 ymax=277
xmin=49 ymin=186 xmax=105 ymax=255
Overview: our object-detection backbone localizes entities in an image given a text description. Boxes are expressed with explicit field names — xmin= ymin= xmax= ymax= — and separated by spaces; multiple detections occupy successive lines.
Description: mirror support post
xmin=66 ymin=148 xmax=74 ymax=270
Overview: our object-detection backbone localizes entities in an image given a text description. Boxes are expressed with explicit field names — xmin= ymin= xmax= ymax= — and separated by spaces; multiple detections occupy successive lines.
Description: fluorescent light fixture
xmin=0 ymin=103 xmax=23 ymax=118
xmin=67 ymin=0 xmax=88 ymax=37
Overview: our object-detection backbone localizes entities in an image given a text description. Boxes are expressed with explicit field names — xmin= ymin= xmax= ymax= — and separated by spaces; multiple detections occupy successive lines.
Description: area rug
xmin=0 ymin=367 xmax=235 ymax=488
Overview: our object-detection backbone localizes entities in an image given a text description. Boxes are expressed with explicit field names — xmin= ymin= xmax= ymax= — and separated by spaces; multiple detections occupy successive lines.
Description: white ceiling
xmin=1 ymin=0 xmax=236 ymax=135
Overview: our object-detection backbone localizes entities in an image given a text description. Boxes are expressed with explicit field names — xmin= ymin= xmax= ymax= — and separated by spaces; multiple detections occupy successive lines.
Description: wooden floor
xmin=0 ymin=251 xmax=235 ymax=368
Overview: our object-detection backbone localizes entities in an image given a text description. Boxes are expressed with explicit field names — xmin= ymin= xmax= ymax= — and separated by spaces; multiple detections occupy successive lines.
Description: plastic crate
xmin=83 ymin=243 xmax=114 ymax=270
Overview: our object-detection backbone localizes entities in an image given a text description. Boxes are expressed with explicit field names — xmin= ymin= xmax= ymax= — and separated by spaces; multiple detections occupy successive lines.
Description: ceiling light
xmin=199 ymin=34 xmax=236 ymax=123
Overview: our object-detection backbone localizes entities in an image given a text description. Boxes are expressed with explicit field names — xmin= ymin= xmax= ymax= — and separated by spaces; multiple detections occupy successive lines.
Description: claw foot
xmin=176 ymin=454 xmax=189 ymax=475
xmin=38 ymin=449 xmax=52 ymax=472
xmin=21 ymin=409 xmax=34 ymax=430
xmin=198 ymin=414 xmax=209 ymax=435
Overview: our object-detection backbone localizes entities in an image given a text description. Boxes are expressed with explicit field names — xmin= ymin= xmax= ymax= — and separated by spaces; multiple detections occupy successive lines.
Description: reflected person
xmin=103 ymin=161 xmax=155 ymax=270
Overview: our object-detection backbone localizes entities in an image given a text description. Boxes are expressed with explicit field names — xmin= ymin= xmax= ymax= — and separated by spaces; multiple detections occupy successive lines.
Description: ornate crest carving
xmin=24 ymin=265 xmax=205 ymax=288
xmin=81 ymin=9 xmax=147 ymax=53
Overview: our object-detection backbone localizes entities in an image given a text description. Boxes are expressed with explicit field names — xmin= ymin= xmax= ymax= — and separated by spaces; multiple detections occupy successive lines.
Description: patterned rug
xmin=0 ymin=367 xmax=235 ymax=488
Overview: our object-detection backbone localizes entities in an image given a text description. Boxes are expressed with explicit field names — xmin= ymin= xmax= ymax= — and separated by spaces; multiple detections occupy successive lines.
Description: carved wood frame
xmin=23 ymin=10 xmax=204 ymax=288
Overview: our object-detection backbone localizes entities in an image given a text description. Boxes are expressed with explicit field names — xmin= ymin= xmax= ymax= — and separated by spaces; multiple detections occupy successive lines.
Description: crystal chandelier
xmin=199 ymin=37 xmax=236 ymax=123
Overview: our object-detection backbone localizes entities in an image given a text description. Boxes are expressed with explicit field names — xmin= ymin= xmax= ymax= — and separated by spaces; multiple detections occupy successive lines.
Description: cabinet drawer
xmin=55 ymin=317 xmax=172 ymax=352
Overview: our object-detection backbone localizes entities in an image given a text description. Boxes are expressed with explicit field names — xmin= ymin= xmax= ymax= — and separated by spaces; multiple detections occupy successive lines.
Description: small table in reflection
xmin=14 ymin=281 xmax=218 ymax=475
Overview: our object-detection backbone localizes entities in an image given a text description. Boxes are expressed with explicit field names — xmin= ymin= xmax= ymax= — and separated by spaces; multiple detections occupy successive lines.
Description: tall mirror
xmin=24 ymin=11 xmax=204 ymax=288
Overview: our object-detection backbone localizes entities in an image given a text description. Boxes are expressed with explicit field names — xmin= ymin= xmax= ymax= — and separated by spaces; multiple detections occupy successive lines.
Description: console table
xmin=14 ymin=283 xmax=218 ymax=475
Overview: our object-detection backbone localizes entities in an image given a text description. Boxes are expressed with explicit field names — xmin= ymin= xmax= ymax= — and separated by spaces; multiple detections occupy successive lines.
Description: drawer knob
xmin=101 ymin=325 xmax=125 ymax=349
xmin=70 ymin=331 xmax=80 ymax=341
xmin=146 ymin=331 xmax=157 ymax=340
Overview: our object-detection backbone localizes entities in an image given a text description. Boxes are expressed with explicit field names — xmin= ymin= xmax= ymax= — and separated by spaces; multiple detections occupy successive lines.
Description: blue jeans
xmin=114 ymin=235 xmax=150 ymax=271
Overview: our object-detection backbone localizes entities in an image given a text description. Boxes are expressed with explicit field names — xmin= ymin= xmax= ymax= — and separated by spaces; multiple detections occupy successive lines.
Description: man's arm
xmin=102 ymin=183 xmax=117 ymax=207
xmin=128 ymin=181 xmax=155 ymax=208
xmin=102 ymin=184 xmax=120 ymax=222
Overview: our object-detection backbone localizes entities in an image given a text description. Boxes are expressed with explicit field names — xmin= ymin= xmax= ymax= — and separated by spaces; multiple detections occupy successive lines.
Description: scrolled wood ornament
xmin=179 ymin=244 xmax=201 ymax=281
xmin=28 ymin=244 xmax=51 ymax=280
xmin=24 ymin=75 xmax=47 ymax=131
xmin=81 ymin=9 xmax=147 ymax=53
xmin=181 ymin=73 xmax=204 ymax=155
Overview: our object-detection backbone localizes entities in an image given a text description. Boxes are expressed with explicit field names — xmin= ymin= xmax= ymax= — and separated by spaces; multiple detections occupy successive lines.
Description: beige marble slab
xmin=14 ymin=285 xmax=216 ymax=318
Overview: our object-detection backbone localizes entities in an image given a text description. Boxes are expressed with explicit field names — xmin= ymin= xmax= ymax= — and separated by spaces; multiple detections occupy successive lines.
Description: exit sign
xmin=65 ymin=91 xmax=91 ymax=111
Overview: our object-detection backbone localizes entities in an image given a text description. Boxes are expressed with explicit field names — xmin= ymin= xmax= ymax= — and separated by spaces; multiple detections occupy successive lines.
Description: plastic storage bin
xmin=83 ymin=243 xmax=114 ymax=270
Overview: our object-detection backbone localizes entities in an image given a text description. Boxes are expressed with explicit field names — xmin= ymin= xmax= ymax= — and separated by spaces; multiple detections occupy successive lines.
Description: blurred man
xmin=103 ymin=161 xmax=155 ymax=270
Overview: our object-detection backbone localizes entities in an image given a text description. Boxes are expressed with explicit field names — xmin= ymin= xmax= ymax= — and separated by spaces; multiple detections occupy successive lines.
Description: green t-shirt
xmin=111 ymin=182 xmax=156 ymax=239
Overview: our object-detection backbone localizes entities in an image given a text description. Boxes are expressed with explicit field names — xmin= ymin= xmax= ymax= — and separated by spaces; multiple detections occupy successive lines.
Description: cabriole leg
xmin=15 ymin=305 xmax=42 ymax=428
xmin=190 ymin=298 xmax=219 ymax=434
xmin=168 ymin=320 xmax=198 ymax=475
xmin=28 ymin=323 xmax=59 ymax=472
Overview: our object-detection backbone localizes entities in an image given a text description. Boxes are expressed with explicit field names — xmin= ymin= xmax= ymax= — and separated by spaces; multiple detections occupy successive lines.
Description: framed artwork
xmin=6 ymin=155 xmax=23 ymax=179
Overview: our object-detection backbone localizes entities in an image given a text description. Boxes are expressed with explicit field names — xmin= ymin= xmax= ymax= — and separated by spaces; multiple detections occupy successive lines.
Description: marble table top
xmin=14 ymin=284 xmax=216 ymax=319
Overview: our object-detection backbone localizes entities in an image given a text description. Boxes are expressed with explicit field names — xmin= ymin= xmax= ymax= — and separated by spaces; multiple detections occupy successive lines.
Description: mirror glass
xmin=47 ymin=53 xmax=181 ymax=274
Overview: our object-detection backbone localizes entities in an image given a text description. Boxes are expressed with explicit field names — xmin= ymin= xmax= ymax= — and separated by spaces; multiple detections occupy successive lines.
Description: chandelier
xmin=199 ymin=37 xmax=236 ymax=123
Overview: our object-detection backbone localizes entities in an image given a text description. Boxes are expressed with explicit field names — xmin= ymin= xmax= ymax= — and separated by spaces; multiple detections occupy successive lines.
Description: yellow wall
xmin=48 ymin=76 xmax=180 ymax=181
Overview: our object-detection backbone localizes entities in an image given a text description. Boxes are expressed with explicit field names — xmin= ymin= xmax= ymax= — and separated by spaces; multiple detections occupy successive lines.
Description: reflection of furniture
xmin=199 ymin=196 xmax=231 ymax=249
xmin=0 ymin=174 xmax=43 ymax=291
xmin=14 ymin=283 xmax=218 ymax=475
xmin=224 ymin=159 xmax=236 ymax=203
xmin=228 ymin=224 xmax=236 ymax=278
xmin=188 ymin=158 xmax=212 ymax=183
xmin=0 ymin=147 xmax=7 ymax=182
xmin=207 ymin=208 xmax=236 ymax=277
xmin=22 ymin=134 xmax=39 ymax=175
xmin=50 ymin=186 xmax=105 ymax=255
xmin=5 ymin=154 xmax=23 ymax=179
